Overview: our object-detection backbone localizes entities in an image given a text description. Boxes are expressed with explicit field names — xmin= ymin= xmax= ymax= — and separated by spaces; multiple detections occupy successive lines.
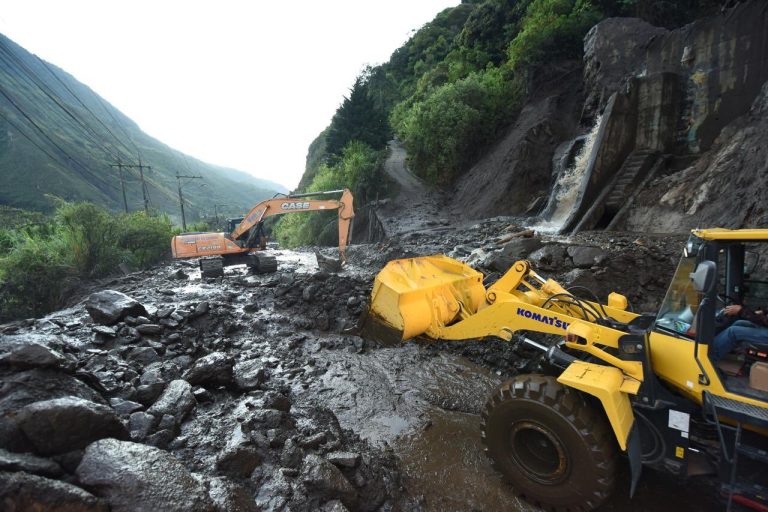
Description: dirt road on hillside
xmin=377 ymin=140 xmax=452 ymax=236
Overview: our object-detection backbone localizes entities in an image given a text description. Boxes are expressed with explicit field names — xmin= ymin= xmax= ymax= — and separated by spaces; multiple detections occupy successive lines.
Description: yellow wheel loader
xmin=362 ymin=229 xmax=768 ymax=511
xmin=171 ymin=189 xmax=354 ymax=278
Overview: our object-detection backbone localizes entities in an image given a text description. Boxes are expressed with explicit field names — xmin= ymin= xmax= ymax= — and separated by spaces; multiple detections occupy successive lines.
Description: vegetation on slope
xmin=279 ymin=0 xmax=722 ymax=245
xmin=0 ymin=201 xmax=175 ymax=321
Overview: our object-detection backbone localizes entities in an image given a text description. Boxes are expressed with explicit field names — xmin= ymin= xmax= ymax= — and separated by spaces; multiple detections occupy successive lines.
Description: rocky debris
xmin=16 ymin=396 xmax=129 ymax=455
xmin=0 ymin=470 xmax=108 ymax=512
xmin=0 ymin=447 xmax=63 ymax=477
xmin=147 ymin=379 xmax=196 ymax=424
xmin=182 ymin=351 xmax=234 ymax=387
xmin=487 ymin=237 xmax=544 ymax=272
xmin=85 ymin=290 xmax=147 ymax=325
xmin=169 ymin=269 xmax=189 ymax=280
xmin=208 ymin=477 xmax=259 ymax=512
xmin=0 ymin=334 xmax=73 ymax=371
xmin=76 ymin=438 xmax=213 ymax=512
xmin=91 ymin=325 xmax=117 ymax=338
xmin=301 ymin=454 xmax=357 ymax=508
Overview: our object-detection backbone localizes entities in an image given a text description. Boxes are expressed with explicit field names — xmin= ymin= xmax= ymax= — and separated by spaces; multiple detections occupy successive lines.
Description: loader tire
xmin=200 ymin=257 xmax=224 ymax=279
xmin=481 ymin=374 xmax=617 ymax=512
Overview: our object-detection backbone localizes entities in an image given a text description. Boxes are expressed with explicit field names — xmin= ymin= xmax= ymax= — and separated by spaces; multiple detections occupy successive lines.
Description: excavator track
xmin=248 ymin=253 xmax=278 ymax=274
xmin=200 ymin=257 xmax=224 ymax=279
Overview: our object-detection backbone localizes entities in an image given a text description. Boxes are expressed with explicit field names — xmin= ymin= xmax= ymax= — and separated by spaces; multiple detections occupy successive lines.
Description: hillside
xmin=0 ymin=33 xmax=286 ymax=221
xmin=286 ymin=0 xmax=768 ymax=246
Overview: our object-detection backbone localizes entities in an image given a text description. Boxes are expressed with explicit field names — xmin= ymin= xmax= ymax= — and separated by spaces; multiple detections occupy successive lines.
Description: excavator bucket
xmin=360 ymin=255 xmax=486 ymax=345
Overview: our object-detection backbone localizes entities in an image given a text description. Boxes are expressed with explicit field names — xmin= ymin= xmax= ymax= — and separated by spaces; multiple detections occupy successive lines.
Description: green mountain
xmin=0 ymin=33 xmax=287 ymax=222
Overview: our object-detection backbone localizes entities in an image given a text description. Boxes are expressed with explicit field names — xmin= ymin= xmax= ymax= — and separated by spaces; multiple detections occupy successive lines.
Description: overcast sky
xmin=0 ymin=0 xmax=460 ymax=190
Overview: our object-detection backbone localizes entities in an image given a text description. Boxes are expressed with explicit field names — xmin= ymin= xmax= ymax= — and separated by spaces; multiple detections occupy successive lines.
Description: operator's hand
xmin=723 ymin=304 xmax=742 ymax=316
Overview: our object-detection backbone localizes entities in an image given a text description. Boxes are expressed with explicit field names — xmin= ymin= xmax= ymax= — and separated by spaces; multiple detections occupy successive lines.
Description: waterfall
xmin=529 ymin=115 xmax=603 ymax=234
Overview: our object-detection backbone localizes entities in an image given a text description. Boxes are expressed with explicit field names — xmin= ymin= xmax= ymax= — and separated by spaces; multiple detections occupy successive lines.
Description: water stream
xmin=530 ymin=115 xmax=603 ymax=234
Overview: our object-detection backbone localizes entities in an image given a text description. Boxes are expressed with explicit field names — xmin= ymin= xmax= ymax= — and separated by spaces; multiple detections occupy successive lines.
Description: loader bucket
xmin=361 ymin=255 xmax=486 ymax=344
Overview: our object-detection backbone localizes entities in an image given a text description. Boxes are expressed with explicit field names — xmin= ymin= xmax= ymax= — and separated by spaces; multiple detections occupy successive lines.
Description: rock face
xmin=0 ymin=470 xmax=108 ymax=512
xmin=76 ymin=438 xmax=214 ymax=512
xmin=85 ymin=290 xmax=147 ymax=325
xmin=16 ymin=397 xmax=128 ymax=455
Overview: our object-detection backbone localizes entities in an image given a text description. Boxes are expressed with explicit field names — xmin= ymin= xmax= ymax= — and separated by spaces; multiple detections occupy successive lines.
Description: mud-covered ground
xmin=0 ymin=214 xmax=726 ymax=511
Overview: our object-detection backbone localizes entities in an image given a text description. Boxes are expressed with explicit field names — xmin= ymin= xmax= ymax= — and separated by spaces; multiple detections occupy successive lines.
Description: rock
xmin=315 ymin=251 xmax=342 ymax=273
xmin=92 ymin=326 xmax=117 ymax=338
xmin=527 ymin=244 xmax=568 ymax=270
xmin=86 ymin=290 xmax=147 ymax=325
xmin=301 ymin=454 xmax=356 ymax=507
xmin=208 ymin=477 xmax=259 ymax=512
xmin=76 ymin=439 xmax=213 ymax=512
xmin=0 ymin=470 xmax=108 ymax=512
xmin=169 ymin=269 xmax=189 ymax=280
xmin=146 ymin=429 xmax=175 ymax=449
xmin=280 ymin=438 xmax=304 ymax=469
xmin=567 ymin=245 xmax=607 ymax=269
xmin=16 ymin=397 xmax=128 ymax=456
xmin=215 ymin=445 xmax=261 ymax=478
xmin=255 ymin=471 xmax=292 ymax=511
xmin=0 ymin=334 xmax=71 ymax=371
xmin=300 ymin=432 xmax=327 ymax=449
xmin=147 ymin=379 xmax=196 ymax=423
xmin=262 ymin=391 xmax=291 ymax=412
xmin=129 ymin=412 xmax=157 ymax=440
xmin=134 ymin=383 xmax=165 ymax=405
xmin=126 ymin=347 xmax=161 ymax=365
xmin=326 ymin=451 xmax=360 ymax=468
xmin=182 ymin=352 xmax=234 ymax=387
xmin=109 ymin=398 xmax=143 ymax=416
xmin=233 ymin=359 xmax=266 ymax=391
xmin=0 ymin=448 xmax=63 ymax=477
xmin=0 ymin=368 xmax=106 ymax=453
xmin=135 ymin=324 xmax=163 ymax=336
xmin=321 ymin=500 xmax=350 ymax=512
xmin=192 ymin=301 xmax=210 ymax=318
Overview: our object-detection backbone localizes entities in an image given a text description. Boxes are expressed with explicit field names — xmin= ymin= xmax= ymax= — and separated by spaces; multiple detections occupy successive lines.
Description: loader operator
xmin=710 ymin=303 xmax=768 ymax=360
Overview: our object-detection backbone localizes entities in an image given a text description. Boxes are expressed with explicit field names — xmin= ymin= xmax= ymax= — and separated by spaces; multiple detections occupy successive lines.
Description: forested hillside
xmin=279 ymin=0 xmax=722 ymax=245
xmin=0 ymin=34 xmax=286 ymax=221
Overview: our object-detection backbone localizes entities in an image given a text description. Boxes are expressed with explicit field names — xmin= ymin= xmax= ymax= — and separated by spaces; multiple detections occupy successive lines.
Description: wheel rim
xmin=508 ymin=421 xmax=568 ymax=484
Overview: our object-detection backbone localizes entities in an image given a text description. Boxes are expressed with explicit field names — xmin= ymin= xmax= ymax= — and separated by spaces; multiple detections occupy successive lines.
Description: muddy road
xmin=0 ymin=216 xmax=722 ymax=511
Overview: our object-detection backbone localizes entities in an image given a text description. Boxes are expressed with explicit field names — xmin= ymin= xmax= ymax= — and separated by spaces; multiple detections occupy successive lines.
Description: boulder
xmin=0 ymin=334 xmax=72 ymax=371
xmin=182 ymin=352 xmax=234 ymax=387
xmin=528 ymin=244 xmax=568 ymax=270
xmin=233 ymin=359 xmax=266 ymax=391
xmin=16 ymin=397 xmax=129 ymax=455
xmin=76 ymin=438 xmax=213 ymax=512
xmin=0 ymin=470 xmax=108 ymax=512
xmin=567 ymin=245 xmax=607 ymax=269
xmin=301 ymin=454 xmax=357 ymax=508
xmin=0 ymin=368 xmax=106 ymax=453
xmin=147 ymin=379 xmax=196 ymax=423
xmin=0 ymin=448 xmax=63 ymax=477
xmin=215 ymin=445 xmax=261 ymax=478
xmin=85 ymin=290 xmax=147 ymax=325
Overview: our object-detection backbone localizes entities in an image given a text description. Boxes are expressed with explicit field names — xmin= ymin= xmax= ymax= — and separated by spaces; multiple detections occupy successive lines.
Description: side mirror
xmin=690 ymin=260 xmax=716 ymax=294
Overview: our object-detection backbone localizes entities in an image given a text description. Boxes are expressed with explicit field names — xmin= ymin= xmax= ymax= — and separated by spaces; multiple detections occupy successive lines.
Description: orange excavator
xmin=171 ymin=188 xmax=354 ymax=278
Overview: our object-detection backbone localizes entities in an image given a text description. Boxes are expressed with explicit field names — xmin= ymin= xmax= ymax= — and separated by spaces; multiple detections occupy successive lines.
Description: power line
xmin=0 ymin=83 xmax=120 ymax=195
xmin=0 ymin=44 xmax=131 ymax=164
xmin=175 ymin=172 xmax=203 ymax=231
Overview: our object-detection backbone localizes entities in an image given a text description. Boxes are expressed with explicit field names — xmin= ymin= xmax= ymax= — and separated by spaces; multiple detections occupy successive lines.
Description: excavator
xmin=171 ymin=189 xmax=354 ymax=278
xmin=362 ymin=228 xmax=768 ymax=511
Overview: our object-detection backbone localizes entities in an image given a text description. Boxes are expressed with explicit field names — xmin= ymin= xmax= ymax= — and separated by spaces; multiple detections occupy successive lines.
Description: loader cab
xmin=655 ymin=230 xmax=768 ymax=401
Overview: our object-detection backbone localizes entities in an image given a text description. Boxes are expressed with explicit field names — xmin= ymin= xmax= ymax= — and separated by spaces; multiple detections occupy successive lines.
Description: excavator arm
xmin=171 ymin=188 xmax=354 ymax=263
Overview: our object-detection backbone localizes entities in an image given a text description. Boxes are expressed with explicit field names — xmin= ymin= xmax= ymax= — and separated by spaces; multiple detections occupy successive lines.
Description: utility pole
xmin=109 ymin=159 xmax=129 ymax=213
xmin=175 ymin=172 xmax=203 ymax=231
xmin=110 ymin=159 xmax=152 ymax=213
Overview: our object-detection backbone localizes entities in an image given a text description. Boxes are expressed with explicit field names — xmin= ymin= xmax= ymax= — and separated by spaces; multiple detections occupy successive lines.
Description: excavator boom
xmin=171 ymin=188 xmax=354 ymax=264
